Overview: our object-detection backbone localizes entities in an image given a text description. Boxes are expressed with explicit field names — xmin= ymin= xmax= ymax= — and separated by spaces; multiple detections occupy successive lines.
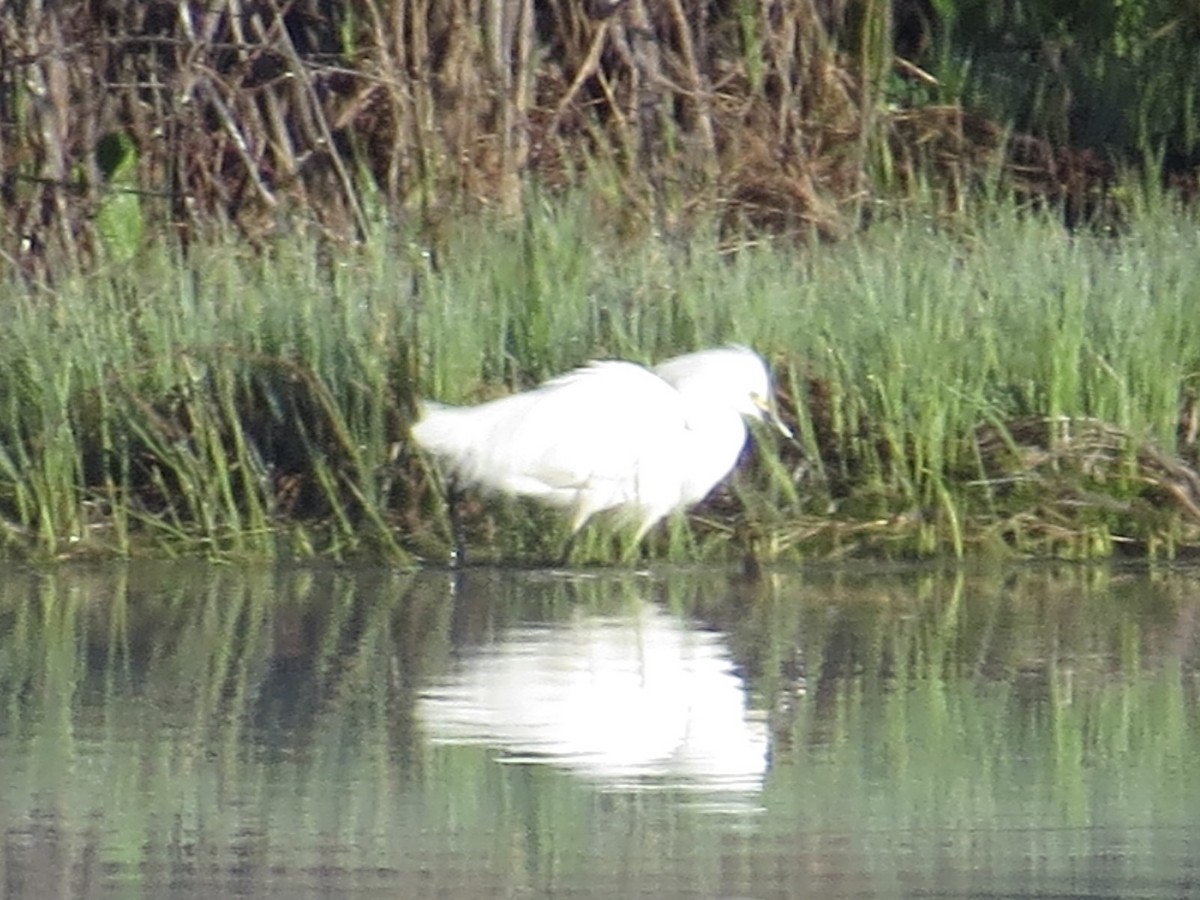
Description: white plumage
xmin=412 ymin=346 xmax=789 ymax=542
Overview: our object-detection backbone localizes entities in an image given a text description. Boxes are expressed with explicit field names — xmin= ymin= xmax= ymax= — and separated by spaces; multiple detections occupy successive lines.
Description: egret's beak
xmin=753 ymin=394 xmax=793 ymax=439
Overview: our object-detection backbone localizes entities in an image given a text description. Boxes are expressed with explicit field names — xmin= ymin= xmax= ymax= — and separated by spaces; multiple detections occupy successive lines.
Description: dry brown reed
xmin=0 ymin=0 xmax=887 ymax=275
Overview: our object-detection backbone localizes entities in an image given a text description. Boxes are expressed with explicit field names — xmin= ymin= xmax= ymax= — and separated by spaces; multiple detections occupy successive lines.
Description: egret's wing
xmin=488 ymin=361 xmax=685 ymax=491
xmin=413 ymin=361 xmax=686 ymax=517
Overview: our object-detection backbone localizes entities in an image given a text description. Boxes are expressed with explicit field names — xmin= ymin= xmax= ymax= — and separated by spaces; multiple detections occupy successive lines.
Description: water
xmin=1 ymin=562 xmax=1198 ymax=898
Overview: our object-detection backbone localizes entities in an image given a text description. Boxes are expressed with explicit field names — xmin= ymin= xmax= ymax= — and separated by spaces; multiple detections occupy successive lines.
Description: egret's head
xmin=750 ymin=390 xmax=793 ymax=438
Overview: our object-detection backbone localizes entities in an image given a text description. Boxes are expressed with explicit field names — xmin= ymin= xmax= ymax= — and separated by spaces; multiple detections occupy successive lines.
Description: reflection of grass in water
xmin=0 ymin=565 xmax=1196 ymax=893
xmin=762 ymin=566 xmax=1200 ymax=888
xmin=0 ymin=566 xmax=408 ymax=884
xmin=779 ymin=664 xmax=1197 ymax=891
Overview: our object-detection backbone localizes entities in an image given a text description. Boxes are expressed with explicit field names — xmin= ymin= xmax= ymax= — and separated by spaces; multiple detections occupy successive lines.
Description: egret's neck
xmin=677 ymin=404 xmax=749 ymax=505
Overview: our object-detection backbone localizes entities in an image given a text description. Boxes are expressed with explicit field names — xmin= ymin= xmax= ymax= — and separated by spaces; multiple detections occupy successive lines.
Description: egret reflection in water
xmin=416 ymin=600 xmax=768 ymax=796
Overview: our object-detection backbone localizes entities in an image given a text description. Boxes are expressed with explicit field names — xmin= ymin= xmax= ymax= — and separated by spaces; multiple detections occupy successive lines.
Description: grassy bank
xmin=2 ymin=192 xmax=1199 ymax=563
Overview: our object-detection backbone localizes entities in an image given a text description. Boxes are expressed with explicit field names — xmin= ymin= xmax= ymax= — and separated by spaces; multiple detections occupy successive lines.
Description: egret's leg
xmin=447 ymin=477 xmax=468 ymax=567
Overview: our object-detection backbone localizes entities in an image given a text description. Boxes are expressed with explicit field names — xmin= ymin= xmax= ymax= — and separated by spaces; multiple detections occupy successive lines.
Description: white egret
xmin=411 ymin=346 xmax=791 ymax=556
xmin=417 ymin=599 xmax=768 ymax=796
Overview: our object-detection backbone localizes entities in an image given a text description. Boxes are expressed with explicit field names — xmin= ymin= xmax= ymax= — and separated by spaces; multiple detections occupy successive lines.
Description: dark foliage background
xmin=1 ymin=0 xmax=1197 ymax=273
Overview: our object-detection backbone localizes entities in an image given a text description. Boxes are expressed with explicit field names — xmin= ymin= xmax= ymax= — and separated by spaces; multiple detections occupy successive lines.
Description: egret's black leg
xmin=740 ymin=546 xmax=763 ymax=581
xmin=737 ymin=524 xmax=764 ymax=582
xmin=447 ymin=477 xmax=468 ymax=567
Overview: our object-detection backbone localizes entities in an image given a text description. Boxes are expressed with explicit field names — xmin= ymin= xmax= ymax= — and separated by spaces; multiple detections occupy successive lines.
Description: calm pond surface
xmin=1 ymin=561 xmax=1198 ymax=898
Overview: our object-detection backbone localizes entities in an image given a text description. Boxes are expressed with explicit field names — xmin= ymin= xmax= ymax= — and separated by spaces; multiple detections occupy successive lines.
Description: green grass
xmin=1 ymin=190 xmax=1199 ymax=562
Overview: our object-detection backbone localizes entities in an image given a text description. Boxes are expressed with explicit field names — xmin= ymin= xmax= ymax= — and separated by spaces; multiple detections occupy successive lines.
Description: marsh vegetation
xmin=1 ymin=1 xmax=1199 ymax=562
xmin=1 ymin=199 xmax=1199 ymax=562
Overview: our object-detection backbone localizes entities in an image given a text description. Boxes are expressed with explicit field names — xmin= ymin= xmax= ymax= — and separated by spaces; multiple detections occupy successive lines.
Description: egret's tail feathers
xmin=411 ymin=398 xmax=536 ymax=492
xmin=410 ymin=403 xmax=492 ymax=476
